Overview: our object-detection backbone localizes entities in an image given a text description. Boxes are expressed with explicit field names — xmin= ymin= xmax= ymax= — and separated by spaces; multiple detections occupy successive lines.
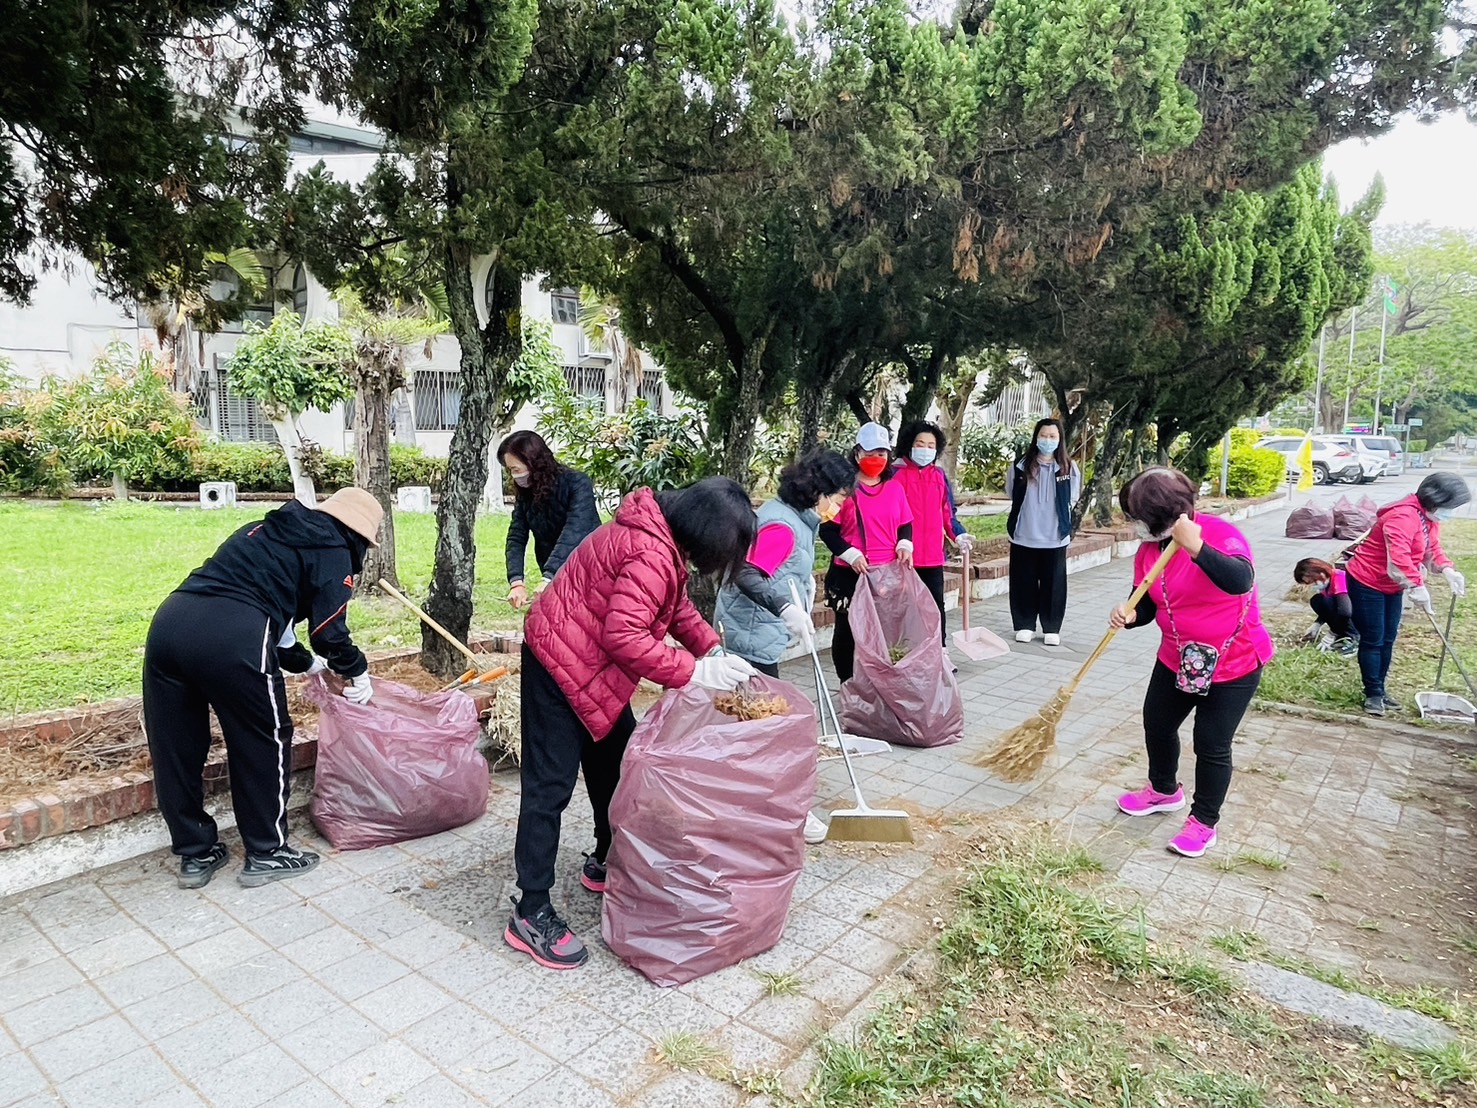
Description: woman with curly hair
xmin=497 ymin=430 xmax=600 ymax=608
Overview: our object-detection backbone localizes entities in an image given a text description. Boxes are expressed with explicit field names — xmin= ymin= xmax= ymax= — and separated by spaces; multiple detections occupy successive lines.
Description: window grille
xmin=562 ymin=364 xmax=606 ymax=401
xmin=637 ymin=369 xmax=665 ymax=409
xmin=413 ymin=369 xmax=461 ymax=431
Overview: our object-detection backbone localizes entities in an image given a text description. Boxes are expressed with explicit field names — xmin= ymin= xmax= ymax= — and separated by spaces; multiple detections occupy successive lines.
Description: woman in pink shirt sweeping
xmin=893 ymin=420 xmax=973 ymax=644
xmin=820 ymin=423 xmax=915 ymax=682
xmin=1344 ymin=472 xmax=1469 ymax=716
xmin=1108 ymin=468 xmax=1275 ymax=858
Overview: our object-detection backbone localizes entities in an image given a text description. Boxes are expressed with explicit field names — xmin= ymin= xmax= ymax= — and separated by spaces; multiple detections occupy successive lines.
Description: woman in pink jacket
xmin=820 ymin=423 xmax=914 ymax=681
xmin=1109 ymin=468 xmax=1275 ymax=858
xmin=507 ymin=478 xmax=759 ymax=970
xmin=893 ymin=420 xmax=973 ymax=644
xmin=1345 ymin=472 xmax=1469 ymax=716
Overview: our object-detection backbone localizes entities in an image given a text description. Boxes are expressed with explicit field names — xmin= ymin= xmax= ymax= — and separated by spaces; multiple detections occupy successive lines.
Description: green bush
xmin=84 ymin=441 xmax=446 ymax=495
xmin=958 ymin=422 xmax=1033 ymax=491
xmin=1207 ymin=443 xmax=1285 ymax=498
xmin=1408 ymin=439 xmax=1426 ymax=455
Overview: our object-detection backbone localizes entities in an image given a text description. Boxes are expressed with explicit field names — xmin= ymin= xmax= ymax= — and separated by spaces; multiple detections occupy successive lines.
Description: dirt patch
xmin=0 ymin=708 xmax=151 ymax=808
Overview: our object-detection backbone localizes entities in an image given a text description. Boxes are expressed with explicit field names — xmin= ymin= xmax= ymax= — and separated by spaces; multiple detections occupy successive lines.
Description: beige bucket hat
xmin=318 ymin=487 xmax=383 ymax=547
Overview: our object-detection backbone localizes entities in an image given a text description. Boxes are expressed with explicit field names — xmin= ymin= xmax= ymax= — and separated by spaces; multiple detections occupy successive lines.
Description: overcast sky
xmin=1323 ymin=113 xmax=1477 ymax=231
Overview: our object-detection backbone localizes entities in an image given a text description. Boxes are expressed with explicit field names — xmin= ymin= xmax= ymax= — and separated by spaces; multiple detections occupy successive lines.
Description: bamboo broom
xmin=976 ymin=540 xmax=1180 ymax=782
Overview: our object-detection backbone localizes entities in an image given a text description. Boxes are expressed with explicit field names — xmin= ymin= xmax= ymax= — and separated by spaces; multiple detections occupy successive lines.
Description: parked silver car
xmin=1349 ymin=434 xmax=1405 ymax=476
xmin=1320 ymin=435 xmax=1386 ymax=483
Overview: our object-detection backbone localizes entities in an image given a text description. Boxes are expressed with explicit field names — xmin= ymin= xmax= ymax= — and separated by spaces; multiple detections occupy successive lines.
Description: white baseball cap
xmin=856 ymin=422 xmax=891 ymax=452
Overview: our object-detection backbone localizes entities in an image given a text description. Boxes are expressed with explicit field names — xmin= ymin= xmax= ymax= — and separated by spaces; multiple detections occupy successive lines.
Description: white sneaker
xmin=1043 ymin=633 xmax=1061 ymax=646
xmin=1014 ymin=629 xmax=1034 ymax=643
xmin=804 ymin=812 xmax=828 ymax=844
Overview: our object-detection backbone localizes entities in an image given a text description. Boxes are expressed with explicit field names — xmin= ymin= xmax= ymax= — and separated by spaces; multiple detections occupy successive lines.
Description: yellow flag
xmin=1295 ymin=433 xmax=1315 ymax=491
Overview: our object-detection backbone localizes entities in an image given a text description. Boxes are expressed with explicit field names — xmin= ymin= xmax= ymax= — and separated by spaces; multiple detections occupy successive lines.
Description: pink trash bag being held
xmin=304 ymin=675 xmax=488 ymax=851
xmin=838 ymin=561 xmax=965 ymax=747
xmin=601 ymin=677 xmax=818 ymax=986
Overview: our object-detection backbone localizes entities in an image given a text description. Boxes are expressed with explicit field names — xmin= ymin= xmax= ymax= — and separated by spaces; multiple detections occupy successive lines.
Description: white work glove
xmin=690 ymin=654 xmax=758 ymax=691
xmin=957 ymin=533 xmax=975 ymax=551
xmin=895 ymin=539 xmax=915 ymax=570
xmin=278 ymin=626 xmax=298 ymax=650
xmin=780 ymin=603 xmax=815 ymax=648
xmin=1408 ymin=584 xmax=1434 ymax=614
xmin=305 ymin=655 xmax=329 ymax=676
xmin=343 ymin=673 xmax=374 ymax=704
xmin=1442 ymin=566 xmax=1467 ymax=598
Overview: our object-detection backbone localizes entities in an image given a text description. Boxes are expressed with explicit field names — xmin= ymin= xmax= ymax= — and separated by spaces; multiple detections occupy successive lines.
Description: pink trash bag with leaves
xmin=838 ymin=561 xmax=964 ymax=747
xmin=601 ymin=677 xmax=817 ymax=986
xmin=305 ymin=675 xmax=488 ymax=850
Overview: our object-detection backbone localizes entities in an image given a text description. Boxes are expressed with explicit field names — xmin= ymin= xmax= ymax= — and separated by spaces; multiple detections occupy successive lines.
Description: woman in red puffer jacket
xmin=504 ymin=477 xmax=760 ymax=971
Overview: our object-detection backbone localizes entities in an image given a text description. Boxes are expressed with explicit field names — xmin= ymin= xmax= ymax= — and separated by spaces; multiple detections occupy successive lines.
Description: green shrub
xmin=1408 ymin=439 xmax=1426 ymax=455
xmin=0 ymin=362 xmax=68 ymax=494
xmin=958 ymin=422 xmax=1032 ymax=491
xmin=1207 ymin=443 xmax=1285 ymax=498
xmin=86 ymin=441 xmax=447 ymax=495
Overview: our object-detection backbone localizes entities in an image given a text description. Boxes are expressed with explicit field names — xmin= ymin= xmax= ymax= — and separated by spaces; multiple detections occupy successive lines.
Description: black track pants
xmin=1008 ymin=543 xmax=1068 ymax=635
xmin=143 ymin=592 xmax=294 ymax=858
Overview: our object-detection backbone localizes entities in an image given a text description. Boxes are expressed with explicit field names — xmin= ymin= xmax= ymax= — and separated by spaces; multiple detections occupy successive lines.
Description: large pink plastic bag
xmin=838 ymin=562 xmax=964 ymax=747
xmin=601 ymin=677 xmax=818 ymax=986
xmin=304 ymin=675 xmax=488 ymax=850
xmin=1285 ymin=503 xmax=1335 ymax=539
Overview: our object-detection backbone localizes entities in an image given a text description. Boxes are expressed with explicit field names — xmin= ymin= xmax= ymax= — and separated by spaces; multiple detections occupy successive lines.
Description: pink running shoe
xmin=1167 ymin=815 xmax=1217 ymax=858
xmin=1116 ymin=783 xmax=1185 ymax=817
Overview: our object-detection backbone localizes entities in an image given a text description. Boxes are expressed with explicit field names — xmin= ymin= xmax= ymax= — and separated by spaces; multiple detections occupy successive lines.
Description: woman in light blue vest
xmin=717 ymin=449 xmax=857 ymax=676
xmin=716 ymin=449 xmax=855 ymax=844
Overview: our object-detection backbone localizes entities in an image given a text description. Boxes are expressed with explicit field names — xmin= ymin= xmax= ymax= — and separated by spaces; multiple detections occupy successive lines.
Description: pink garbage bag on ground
xmin=838 ymin=562 xmax=964 ymax=747
xmin=304 ymin=675 xmax=488 ymax=850
xmin=601 ymin=677 xmax=817 ymax=986
xmin=1332 ymin=495 xmax=1375 ymax=540
xmin=1285 ymin=503 xmax=1336 ymax=539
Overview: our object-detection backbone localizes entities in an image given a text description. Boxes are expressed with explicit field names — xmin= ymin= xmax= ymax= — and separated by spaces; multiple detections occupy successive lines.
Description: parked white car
xmin=1255 ymin=436 xmax=1362 ymax=485
xmin=1320 ymin=435 xmax=1386 ymax=483
xmin=1349 ymin=434 xmax=1405 ymax=476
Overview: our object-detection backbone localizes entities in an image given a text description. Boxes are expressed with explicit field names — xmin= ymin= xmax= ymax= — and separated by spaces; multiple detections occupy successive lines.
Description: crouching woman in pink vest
xmin=506 ymin=478 xmax=759 ymax=970
xmin=1109 ymin=468 xmax=1275 ymax=859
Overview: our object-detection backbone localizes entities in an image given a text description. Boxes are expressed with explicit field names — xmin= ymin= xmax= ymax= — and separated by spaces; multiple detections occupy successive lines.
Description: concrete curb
xmin=1252 ymin=698 xmax=1477 ymax=746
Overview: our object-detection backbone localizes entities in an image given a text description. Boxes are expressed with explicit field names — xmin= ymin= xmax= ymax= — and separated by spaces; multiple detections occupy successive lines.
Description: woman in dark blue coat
xmin=498 ymin=430 xmax=601 ymax=608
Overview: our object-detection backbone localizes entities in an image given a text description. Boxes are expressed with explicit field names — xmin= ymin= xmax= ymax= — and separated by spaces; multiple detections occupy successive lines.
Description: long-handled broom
xmin=796 ymin=614 xmax=913 ymax=843
xmin=974 ymin=540 xmax=1181 ymax=782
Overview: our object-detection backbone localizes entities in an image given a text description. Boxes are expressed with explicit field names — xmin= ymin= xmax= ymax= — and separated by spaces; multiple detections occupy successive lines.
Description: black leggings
xmin=915 ymin=566 xmax=947 ymax=644
xmin=752 ymin=660 xmax=780 ymax=678
xmin=514 ymin=645 xmax=635 ymax=912
xmin=1143 ymin=661 xmax=1262 ymax=827
xmin=1309 ymin=591 xmax=1353 ymax=639
xmin=1009 ymin=543 xmax=1068 ymax=634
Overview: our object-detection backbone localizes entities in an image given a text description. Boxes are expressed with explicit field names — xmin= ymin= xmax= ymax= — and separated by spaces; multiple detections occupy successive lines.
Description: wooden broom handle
xmin=377 ymin=579 xmax=483 ymax=668
xmin=1064 ymin=540 xmax=1181 ymax=696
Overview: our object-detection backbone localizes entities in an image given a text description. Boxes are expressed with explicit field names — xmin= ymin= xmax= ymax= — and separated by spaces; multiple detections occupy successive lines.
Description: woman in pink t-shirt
xmin=1293 ymin=558 xmax=1355 ymax=655
xmin=1108 ymin=467 xmax=1275 ymax=859
xmin=819 ymin=423 xmax=914 ymax=681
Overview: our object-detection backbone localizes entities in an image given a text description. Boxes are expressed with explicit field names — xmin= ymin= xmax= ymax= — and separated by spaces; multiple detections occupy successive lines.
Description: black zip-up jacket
xmin=505 ymin=467 xmax=600 ymax=585
xmin=174 ymin=500 xmax=369 ymax=678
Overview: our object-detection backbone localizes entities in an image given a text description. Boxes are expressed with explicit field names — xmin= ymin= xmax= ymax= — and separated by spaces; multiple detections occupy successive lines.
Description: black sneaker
xmin=238 ymin=845 xmax=320 ymax=887
xmin=503 ymin=897 xmax=588 ymax=970
xmin=1364 ymin=696 xmax=1386 ymax=717
xmin=177 ymin=843 xmax=229 ymax=889
xmin=580 ymin=853 xmax=607 ymax=894
xmin=1333 ymin=637 xmax=1358 ymax=657
xmin=1381 ymin=696 xmax=1404 ymax=713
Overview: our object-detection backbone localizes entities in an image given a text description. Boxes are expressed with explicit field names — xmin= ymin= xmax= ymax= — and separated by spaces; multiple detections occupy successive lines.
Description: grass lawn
xmin=1259 ymin=519 xmax=1476 ymax=717
xmin=0 ymin=500 xmax=529 ymax=715
xmin=658 ymin=824 xmax=1475 ymax=1105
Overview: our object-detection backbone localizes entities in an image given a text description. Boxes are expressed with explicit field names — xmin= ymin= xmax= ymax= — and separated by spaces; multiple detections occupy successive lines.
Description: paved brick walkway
xmin=2 ymin=472 xmax=1472 ymax=1106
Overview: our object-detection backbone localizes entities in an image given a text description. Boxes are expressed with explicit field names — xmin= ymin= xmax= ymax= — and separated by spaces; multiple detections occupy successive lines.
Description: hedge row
xmin=79 ymin=443 xmax=448 ymax=494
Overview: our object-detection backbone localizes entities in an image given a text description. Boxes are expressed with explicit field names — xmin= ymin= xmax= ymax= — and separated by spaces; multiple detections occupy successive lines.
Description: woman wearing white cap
xmin=142 ymin=487 xmax=383 ymax=890
xmin=819 ymin=422 xmax=914 ymax=681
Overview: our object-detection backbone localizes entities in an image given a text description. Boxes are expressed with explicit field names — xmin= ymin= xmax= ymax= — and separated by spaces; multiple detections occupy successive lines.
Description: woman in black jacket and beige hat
xmin=143 ymin=487 xmax=383 ymax=889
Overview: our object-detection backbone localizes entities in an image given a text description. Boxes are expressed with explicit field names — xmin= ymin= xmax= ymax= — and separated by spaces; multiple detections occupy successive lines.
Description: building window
xmin=413 ymin=369 xmax=461 ymax=431
xmin=562 ymin=364 xmax=606 ymax=401
xmin=291 ymin=264 xmax=309 ymax=319
xmin=638 ymin=369 xmax=665 ymax=409
xmin=207 ymin=360 xmax=277 ymax=443
xmin=551 ymin=288 xmax=581 ymax=325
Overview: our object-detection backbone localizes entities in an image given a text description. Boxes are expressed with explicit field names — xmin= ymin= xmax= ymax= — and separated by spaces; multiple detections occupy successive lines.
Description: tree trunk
xmin=935 ymin=357 xmax=977 ymax=481
xmin=354 ymin=373 xmax=399 ymax=594
xmin=1087 ymin=407 xmax=1130 ymax=527
xmin=720 ymin=322 xmax=774 ymax=484
xmin=901 ymin=348 xmax=946 ymax=424
xmin=268 ymin=415 xmax=317 ymax=505
xmin=111 ymin=471 xmax=128 ymax=501
xmin=422 ymin=237 xmax=522 ymax=674
xmin=797 ymin=382 xmax=828 ymax=458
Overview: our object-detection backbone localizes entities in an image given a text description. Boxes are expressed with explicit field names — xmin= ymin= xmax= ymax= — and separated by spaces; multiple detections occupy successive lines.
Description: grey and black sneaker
xmin=177 ymin=843 xmax=229 ymax=889
xmin=503 ymin=897 xmax=588 ymax=970
xmin=1333 ymin=637 xmax=1358 ymax=657
xmin=1363 ymin=696 xmax=1386 ymax=717
xmin=238 ymin=845 xmax=320 ymax=887
xmin=580 ymin=853 xmax=607 ymax=894
xmin=1381 ymin=696 xmax=1404 ymax=713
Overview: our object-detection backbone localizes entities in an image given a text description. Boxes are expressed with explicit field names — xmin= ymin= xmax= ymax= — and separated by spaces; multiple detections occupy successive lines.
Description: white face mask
xmin=910 ymin=447 xmax=937 ymax=468
xmin=1133 ymin=520 xmax=1171 ymax=541
xmin=1433 ymin=508 xmax=1455 ymax=521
